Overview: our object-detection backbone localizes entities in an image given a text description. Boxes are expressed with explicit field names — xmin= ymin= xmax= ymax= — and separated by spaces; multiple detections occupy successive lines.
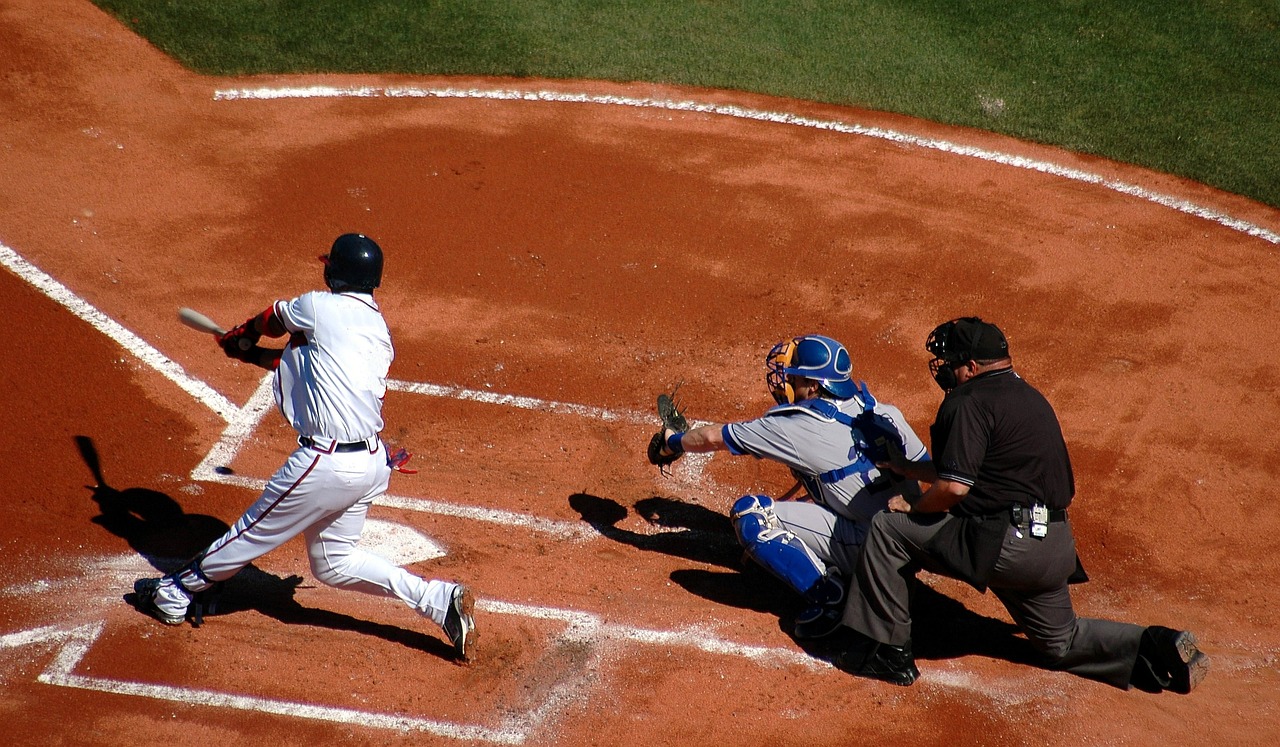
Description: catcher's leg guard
xmin=731 ymin=495 xmax=838 ymax=603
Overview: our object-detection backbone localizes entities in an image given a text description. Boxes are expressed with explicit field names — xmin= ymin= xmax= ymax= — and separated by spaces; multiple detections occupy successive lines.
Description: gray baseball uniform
xmin=724 ymin=393 xmax=927 ymax=575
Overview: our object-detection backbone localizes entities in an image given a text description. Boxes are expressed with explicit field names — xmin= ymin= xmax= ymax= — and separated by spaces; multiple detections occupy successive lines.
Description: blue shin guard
xmin=731 ymin=495 xmax=837 ymax=603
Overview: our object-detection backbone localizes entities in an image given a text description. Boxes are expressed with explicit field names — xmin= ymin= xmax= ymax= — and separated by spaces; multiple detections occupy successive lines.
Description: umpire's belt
xmin=1009 ymin=504 xmax=1068 ymax=526
xmin=299 ymin=435 xmax=378 ymax=453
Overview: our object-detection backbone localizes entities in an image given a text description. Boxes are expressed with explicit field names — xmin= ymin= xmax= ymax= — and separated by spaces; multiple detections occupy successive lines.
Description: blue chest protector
xmin=770 ymin=382 xmax=906 ymax=486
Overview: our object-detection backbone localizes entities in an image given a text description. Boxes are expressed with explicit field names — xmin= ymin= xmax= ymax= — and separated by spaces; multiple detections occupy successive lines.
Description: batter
xmin=132 ymin=233 xmax=476 ymax=661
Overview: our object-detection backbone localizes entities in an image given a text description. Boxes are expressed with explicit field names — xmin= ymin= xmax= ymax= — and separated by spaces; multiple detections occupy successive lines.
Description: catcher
xmin=647 ymin=334 xmax=928 ymax=638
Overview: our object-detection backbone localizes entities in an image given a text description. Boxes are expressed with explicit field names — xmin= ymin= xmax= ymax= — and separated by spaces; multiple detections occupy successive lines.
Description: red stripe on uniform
xmin=203 ymin=453 xmax=322 ymax=563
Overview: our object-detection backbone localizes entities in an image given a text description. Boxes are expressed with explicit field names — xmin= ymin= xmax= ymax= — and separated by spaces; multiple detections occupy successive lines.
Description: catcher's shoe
xmin=132 ymin=577 xmax=185 ymax=626
xmin=794 ymin=603 xmax=844 ymax=640
xmin=1146 ymin=626 xmax=1210 ymax=694
xmin=443 ymin=584 xmax=477 ymax=661
xmin=793 ymin=574 xmax=846 ymax=639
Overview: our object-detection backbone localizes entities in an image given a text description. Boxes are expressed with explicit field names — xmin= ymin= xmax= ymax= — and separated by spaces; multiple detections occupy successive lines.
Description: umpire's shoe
xmin=443 ymin=584 xmax=477 ymax=662
xmin=1142 ymin=626 xmax=1210 ymax=694
xmin=833 ymin=630 xmax=919 ymax=686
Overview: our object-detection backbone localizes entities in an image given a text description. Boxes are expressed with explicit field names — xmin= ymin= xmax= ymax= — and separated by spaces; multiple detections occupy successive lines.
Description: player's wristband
xmin=666 ymin=432 xmax=685 ymax=455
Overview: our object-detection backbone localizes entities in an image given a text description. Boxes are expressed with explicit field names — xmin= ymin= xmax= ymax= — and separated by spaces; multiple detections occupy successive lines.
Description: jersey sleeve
xmin=273 ymin=292 xmax=318 ymax=334
xmin=933 ymin=394 xmax=991 ymax=487
xmin=722 ymin=416 xmax=801 ymax=463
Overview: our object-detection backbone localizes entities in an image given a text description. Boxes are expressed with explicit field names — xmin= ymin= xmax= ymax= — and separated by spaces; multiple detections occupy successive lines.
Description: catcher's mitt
xmin=647 ymin=385 xmax=689 ymax=475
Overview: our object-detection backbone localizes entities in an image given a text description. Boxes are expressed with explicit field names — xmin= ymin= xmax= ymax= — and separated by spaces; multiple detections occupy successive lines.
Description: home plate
xmin=360 ymin=518 xmax=446 ymax=564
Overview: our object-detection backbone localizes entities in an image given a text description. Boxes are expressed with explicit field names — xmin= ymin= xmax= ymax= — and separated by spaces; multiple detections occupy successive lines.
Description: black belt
xmin=1009 ymin=505 xmax=1068 ymax=525
xmin=300 ymin=436 xmax=372 ymax=453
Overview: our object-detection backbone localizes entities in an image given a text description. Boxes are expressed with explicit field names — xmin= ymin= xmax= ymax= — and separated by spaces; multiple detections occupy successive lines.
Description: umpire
xmin=832 ymin=317 xmax=1209 ymax=692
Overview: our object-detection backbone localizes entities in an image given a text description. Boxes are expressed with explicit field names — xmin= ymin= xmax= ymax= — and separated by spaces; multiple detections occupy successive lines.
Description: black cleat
xmin=833 ymin=631 xmax=919 ymax=686
xmin=1146 ymin=626 xmax=1210 ymax=694
xmin=794 ymin=603 xmax=844 ymax=640
xmin=443 ymin=584 xmax=477 ymax=662
xmin=132 ymin=578 xmax=185 ymax=626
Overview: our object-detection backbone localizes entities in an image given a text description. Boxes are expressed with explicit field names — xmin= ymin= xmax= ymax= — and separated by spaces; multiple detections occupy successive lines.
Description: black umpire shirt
xmin=930 ymin=367 xmax=1075 ymax=517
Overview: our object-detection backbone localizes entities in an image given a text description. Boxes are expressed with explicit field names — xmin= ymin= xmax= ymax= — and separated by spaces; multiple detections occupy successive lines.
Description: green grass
xmin=93 ymin=0 xmax=1280 ymax=208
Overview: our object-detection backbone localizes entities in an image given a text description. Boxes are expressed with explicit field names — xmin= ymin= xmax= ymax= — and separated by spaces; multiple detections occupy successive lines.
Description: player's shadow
xmin=568 ymin=492 xmax=796 ymax=615
xmin=77 ymin=434 xmax=229 ymax=564
xmin=569 ymin=490 xmax=1037 ymax=667
xmin=568 ymin=492 xmax=741 ymax=569
xmin=77 ymin=435 xmax=456 ymax=660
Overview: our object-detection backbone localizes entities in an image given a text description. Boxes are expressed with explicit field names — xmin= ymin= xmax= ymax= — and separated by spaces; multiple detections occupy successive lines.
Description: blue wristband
xmin=666 ymin=432 xmax=685 ymax=455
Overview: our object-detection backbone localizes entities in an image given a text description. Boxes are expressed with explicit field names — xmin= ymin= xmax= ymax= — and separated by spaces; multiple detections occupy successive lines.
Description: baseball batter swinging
xmin=132 ymin=233 xmax=476 ymax=660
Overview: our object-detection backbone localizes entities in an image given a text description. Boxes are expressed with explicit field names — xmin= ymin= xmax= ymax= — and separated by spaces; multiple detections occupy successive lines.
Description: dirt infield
xmin=2 ymin=1 xmax=1279 ymax=745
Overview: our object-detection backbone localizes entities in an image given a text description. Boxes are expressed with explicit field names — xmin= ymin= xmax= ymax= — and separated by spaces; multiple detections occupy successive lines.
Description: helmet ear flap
xmin=766 ymin=339 xmax=799 ymax=404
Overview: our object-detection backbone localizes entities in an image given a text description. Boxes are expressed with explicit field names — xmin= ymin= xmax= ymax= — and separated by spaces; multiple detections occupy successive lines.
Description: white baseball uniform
xmin=151 ymin=290 xmax=458 ymax=627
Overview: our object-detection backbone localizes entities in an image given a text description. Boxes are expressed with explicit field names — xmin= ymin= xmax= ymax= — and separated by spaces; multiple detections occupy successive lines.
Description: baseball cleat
xmin=793 ymin=603 xmax=844 ymax=640
xmin=833 ymin=632 xmax=919 ymax=687
xmin=443 ymin=584 xmax=477 ymax=661
xmin=1151 ymin=627 xmax=1210 ymax=694
xmin=132 ymin=578 xmax=185 ymax=626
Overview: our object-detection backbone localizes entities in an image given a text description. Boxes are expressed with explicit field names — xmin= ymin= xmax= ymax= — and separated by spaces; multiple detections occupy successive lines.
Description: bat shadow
xmin=78 ymin=435 xmax=456 ymax=659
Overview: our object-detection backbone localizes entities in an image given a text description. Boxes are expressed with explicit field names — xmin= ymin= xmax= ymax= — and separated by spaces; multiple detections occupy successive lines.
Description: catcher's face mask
xmin=766 ymin=339 xmax=798 ymax=404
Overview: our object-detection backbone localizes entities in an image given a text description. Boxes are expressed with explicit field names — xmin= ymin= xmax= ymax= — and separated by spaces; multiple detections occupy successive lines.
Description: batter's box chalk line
xmin=1 ymin=583 xmax=820 ymax=745
xmin=190 ymin=373 xmax=725 ymax=540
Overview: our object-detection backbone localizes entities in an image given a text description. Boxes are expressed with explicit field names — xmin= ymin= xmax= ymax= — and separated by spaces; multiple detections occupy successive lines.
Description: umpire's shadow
xmin=78 ymin=435 xmax=456 ymax=659
xmin=569 ymin=489 xmax=1038 ymax=667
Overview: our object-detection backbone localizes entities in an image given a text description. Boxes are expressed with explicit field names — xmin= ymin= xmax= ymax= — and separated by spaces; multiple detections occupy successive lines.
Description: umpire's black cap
xmin=927 ymin=317 xmax=1009 ymax=363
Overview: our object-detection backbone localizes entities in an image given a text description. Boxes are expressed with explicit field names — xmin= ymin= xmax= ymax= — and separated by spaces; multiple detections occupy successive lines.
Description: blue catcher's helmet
xmin=766 ymin=334 xmax=856 ymax=404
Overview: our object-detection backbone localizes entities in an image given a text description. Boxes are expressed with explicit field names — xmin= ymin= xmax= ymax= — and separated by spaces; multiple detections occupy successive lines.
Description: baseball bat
xmin=178 ymin=307 xmax=253 ymax=350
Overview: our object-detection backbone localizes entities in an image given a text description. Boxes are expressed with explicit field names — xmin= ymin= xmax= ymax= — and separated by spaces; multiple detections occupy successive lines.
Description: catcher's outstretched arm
xmin=666 ymin=423 xmax=727 ymax=453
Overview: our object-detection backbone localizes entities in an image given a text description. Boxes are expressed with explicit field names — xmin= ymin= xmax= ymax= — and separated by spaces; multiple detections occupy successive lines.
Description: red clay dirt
xmin=2 ymin=1 xmax=1278 ymax=745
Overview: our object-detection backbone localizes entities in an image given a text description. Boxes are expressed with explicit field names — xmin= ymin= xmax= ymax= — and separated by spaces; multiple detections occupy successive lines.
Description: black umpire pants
xmin=840 ymin=510 xmax=1145 ymax=688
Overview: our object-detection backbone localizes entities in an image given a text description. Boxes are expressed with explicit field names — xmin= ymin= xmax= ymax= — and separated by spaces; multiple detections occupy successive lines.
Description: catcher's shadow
xmin=569 ymin=492 xmax=797 ymax=615
xmin=79 ymin=435 xmax=457 ymax=660
xmin=568 ymin=492 xmax=741 ymax=569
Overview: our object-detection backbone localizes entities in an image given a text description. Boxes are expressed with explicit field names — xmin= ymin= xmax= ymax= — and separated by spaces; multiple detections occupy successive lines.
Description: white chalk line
xmin=189 ymin=373 xmax=712 ymax=541
xmin=214 ymin=85 xmax=1280 ymax=247
xmin=4 ymin=591 xmax=818 ymax=744
xmin=0 ymin=234 xmax=742 ymax=737
xmin=0 ymin=241 xmax=240 ymax=421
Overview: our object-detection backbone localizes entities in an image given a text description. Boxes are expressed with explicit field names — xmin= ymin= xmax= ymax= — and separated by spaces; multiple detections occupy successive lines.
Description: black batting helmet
xmin=321 ymin=233 xmax=383 ymax=292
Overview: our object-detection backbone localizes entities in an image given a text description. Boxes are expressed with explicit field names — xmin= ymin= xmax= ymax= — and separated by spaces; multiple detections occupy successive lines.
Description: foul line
xmin=0 ymin=242 xmax=240 ymax=420
xmin=214 ymin=84 xmax=1280 ymax=247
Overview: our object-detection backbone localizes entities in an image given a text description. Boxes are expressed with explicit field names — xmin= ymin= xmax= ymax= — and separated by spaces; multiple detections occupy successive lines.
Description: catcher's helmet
xmin=925 ymin=317 xmax=1009 ymax=391
xmin=766 ymin=334 xmax=856 ymax=404
xmin=322 ymin=233 xmax=383 ymax=292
